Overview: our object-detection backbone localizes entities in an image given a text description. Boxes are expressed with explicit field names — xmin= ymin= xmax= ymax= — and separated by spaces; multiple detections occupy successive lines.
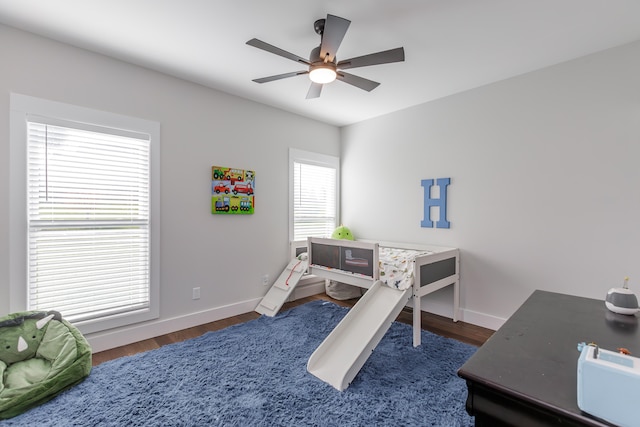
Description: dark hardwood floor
xmin=92 ymin=293 xmax=494 ymax=366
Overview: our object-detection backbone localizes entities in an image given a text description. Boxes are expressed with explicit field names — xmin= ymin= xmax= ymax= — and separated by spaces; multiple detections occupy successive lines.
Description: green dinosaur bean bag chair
xmin=0 ymin=310 xmax=92 ymax=419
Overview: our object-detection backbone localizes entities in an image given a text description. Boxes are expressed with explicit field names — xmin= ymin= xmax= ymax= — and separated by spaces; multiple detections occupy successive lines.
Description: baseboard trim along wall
xmin=87 ymin=282 xmax=502 ymax=353
xmin=290 ymin=279 xmax=326 ymax=301
xmin=459 ymin=308 xmax=505 ymax=331
xmin=86 ymin=280 xmax=328 ymax=353
xmin=412 ymin=299 xmax=505 ymax=332
xmin=87 ymin=298 xmax=263 ymax=353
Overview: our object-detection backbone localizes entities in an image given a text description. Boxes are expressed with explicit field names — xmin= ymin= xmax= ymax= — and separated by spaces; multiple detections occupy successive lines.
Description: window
xmin=289 ymin=148 xmax=339 ymax=241
xmin=10 ymin=94 xmax=160 ymax=334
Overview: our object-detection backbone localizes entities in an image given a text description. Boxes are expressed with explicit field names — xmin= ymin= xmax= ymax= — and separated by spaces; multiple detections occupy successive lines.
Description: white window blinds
xmin=27 ymin=118 xmax=151 ymax=324
xmin=292 ymin=160 xmax=338 ymax=241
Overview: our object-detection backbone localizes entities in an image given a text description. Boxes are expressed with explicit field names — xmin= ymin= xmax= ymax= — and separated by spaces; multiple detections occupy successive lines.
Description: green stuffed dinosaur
xmin=0 ymin=311 xmax=92 ymax=419
xmin=327 ymin=225 xmax=362 ymax=300
xmin=331 ymin=224 xmax=354 ymax=240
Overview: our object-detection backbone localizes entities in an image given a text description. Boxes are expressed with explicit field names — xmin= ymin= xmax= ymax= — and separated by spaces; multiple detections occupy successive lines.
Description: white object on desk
xmin=577 ymin=344 xmax=640 ymax=427
xmin=605 ymin=277 xmax=639 ymax=315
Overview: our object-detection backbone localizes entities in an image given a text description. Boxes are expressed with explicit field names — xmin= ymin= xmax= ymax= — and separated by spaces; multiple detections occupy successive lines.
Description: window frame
xmin=288 ymin=148 xmax=340 ymax=242
xmin=10 ymin=93 xmax=160 ymax=334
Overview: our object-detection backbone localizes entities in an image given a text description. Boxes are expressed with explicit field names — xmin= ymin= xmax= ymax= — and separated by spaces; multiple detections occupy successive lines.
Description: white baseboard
xmin=408 ymin=298 xmax=503 ymax=331
xmin=290 ymin=279 xmax=326 ymax=300
xmin=88 ymin=285 xmax=502 ymax=354
xmin=458 ymin=308 xmax=505 ymax=331
xmin=87 ymin=297 xmax=263 ymax=353
xmin=88 ymin=280 xmax=328 ymax=354
xmin=307 ymin=283 xmax=503 ymax=331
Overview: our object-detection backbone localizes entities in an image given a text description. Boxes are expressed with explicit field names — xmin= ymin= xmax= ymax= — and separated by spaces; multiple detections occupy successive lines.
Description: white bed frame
xmin=293 ymin=237 xmax=460 ymax=347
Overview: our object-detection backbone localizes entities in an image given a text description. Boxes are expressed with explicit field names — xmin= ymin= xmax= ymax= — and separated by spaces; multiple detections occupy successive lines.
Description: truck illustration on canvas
xmin=211 ymin=166 xmax=255 ymax=215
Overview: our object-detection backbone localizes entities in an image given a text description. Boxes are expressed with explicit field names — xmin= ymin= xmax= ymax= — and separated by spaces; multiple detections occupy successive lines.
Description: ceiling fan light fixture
xmin=309 ymin=65 xmax=336 ymax=84
xmin=247 ymin=14 xmax=405 ymax=98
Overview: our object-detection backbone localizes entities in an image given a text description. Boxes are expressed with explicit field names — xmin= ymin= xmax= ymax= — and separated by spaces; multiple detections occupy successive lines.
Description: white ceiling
xmin=1 ymin=1 xmax=640 ymax=127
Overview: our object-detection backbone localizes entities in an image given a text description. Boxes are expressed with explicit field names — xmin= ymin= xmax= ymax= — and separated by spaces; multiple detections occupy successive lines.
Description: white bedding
xmin=378 ymin=247 xmax=433 ymax=290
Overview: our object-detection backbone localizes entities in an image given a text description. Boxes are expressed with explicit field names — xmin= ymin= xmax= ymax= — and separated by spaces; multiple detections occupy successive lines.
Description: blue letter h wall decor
xmin=421 ymin=178 xmax=450 ymax=229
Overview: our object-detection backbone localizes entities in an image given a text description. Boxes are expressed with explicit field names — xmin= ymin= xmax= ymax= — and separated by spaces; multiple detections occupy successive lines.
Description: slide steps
xmin=255 ymin=256 xmax=308 ymax=317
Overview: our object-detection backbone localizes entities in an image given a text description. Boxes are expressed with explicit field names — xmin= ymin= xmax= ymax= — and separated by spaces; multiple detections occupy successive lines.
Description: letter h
xmin=421 ymin=178 xmax=450 ymax=229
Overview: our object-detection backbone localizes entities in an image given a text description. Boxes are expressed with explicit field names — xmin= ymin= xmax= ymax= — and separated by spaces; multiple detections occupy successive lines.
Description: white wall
xmin=3 ymin=23 xmax=639 ymax=344
xmin=0 ymin=25 xmax=339 ymax=350
xmin=341 ymin=40 xmax=640 ymax=329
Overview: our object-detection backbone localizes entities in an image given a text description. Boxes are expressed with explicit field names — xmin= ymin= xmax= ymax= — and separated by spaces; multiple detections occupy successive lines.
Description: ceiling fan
xmin=246 ymin=14 xmax=405 ymax=99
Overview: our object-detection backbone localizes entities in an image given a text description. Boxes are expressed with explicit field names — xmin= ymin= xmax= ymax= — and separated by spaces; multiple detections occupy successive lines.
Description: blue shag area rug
xmin=4 ymin=301 xmax=476 ymax=426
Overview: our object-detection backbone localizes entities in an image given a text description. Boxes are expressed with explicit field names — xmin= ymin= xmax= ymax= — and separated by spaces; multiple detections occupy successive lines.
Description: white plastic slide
xmin=307 ymin=280 xmax=412 ymax=391
xmin=255 ymin=255 xmax=309 ymax=317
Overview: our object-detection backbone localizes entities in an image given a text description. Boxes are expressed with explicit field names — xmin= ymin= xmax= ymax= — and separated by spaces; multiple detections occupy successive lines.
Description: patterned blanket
xmin=378 ymin=247 xmax=432 ymax=290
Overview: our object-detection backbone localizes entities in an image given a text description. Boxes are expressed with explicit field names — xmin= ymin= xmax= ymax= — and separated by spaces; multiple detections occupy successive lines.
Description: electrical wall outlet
xmin=192 ymin=287 xmax=200 ymax=300
xmin=262 ymin=274 xmax=269 ymax=286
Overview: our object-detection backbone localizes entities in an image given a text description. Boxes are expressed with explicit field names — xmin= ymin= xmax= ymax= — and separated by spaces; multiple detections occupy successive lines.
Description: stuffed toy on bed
xmin=326 ymin=225 xmax=362 ymax=300
xmin=331 ymin=224 xmax=354 ymax=241
xmin=0 ymin=310 xmax=92 ymax=419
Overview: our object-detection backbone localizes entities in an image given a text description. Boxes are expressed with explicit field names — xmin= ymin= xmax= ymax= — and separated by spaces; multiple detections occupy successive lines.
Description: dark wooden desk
xmin=458 ymin=290 xmax=640 ymax=426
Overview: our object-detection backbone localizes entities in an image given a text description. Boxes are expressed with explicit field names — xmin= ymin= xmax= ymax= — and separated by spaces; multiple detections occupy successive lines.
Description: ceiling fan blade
xmin=320 ymin=14 xmax=351 ymax=62
xmin=246 ymin=38 xmax=310 ymax=65
xmin=336 ymin=72 xmax=380 ymax=92
xmin=253 ymin=71 xmax=308 ymax=84
xmin=306 ymin=82 xmax=323 ymax=99
xmin=337 ymin=47 xmax=405 ymax=70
